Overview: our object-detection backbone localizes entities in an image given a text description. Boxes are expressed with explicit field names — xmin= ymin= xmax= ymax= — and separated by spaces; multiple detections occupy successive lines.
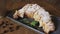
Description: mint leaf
xmin=30 ymin=21 xmax=38 ymax=26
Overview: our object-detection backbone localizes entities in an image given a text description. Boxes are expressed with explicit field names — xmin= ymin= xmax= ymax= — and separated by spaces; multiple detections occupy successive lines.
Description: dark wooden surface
xmin=0 ymin=0 xmax=60 ymax=34
xmin=6 ymin=0 xmax=60 ymax=16
xmin=46 ymin=0 xmax=60 ymax=8
xmin=0 ymin=0 xmax=60 ymax=17
xmin=0 ymin=0 xmax=59 ymax=17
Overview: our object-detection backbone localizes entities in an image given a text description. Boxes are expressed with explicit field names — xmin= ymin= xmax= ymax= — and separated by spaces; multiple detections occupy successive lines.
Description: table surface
xmin=0 ymin=0 xmax=60 ymax=17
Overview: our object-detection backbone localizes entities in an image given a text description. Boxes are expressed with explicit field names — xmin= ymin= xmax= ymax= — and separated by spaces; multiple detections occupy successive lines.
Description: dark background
xmin=0 ymin=0 xmax=60 ymax=17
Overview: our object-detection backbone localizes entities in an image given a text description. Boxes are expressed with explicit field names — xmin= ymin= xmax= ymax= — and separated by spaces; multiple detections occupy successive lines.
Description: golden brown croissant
xmin=13 ymin=4 xmax=55 ymax=34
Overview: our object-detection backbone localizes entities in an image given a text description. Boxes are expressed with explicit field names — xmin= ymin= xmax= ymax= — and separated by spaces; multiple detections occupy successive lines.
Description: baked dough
xmin=13 ymin=4 xmax=55 ymax=34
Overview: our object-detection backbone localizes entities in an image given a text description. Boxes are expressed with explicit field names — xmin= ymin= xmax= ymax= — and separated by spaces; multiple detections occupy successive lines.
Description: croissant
xmin=13 ymin=4 xmax=55 ymax=34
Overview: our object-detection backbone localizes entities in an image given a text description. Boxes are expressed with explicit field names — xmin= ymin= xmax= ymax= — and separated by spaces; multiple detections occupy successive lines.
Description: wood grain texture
xmin=0 ymin=0 xmax=60 ymax=34
xmin=5 ymin=0 xmax=60 ymax=17
xmin=0 ymin=0 xmax=60 ymax=17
